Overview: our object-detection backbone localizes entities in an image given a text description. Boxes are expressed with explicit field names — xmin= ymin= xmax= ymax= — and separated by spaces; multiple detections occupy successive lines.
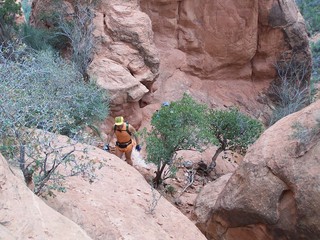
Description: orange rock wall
xmin=29 ymin=0 xmax=311 ymax=129
xmin=140 ymin=0 xmax=310 ymax=81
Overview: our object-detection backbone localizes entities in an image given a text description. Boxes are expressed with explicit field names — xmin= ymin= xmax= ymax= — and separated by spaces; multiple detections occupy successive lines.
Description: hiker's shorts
xmin=116 ymin=140 xmax=133 ymax=153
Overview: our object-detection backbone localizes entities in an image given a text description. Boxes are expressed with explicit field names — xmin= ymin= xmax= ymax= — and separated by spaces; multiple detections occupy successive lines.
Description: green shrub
xmin=19 ymin=23 xmax=69 ymax=51
xmin=19 ymin=0 xmax=95 ymax=81
xmin=145 ymin=95 xmax=264 ymax=186
xmin=0 ymin=0 xmax=22 ymax=42
xmin=311 ymin=40 xmax=320 ymax=83
xmin=206 ymin=108 xmax=264 ymax=169
xmin=45 ymin=0 xmax=96 ymax=81
xmin=0 ymin=43 xmax=109 ymax=195
xmin=296 ymin=0 xmax=320 ymax=34
xmin=145 ymin=94 xmax=209 ymax=187
xmin=0 ymin=46 xmax=108 ymax=135
xmin=21 ymin=0 xmax=31 ymax=22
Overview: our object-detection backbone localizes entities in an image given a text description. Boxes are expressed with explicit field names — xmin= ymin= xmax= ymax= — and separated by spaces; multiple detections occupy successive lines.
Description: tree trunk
xmin=19 ymin=143 xmax=25 ymax=171
xmin=18 ymin=143 xmax=33 ymax=186
xmin=208 ymin=147 xmax=223 ymax=171
xmin=153 ymin=162 xmax=167 ymax=187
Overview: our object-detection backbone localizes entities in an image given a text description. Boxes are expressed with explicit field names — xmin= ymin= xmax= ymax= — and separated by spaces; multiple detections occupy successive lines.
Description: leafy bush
xmin=0 ymin=0 xmax=22 ymax=42
xmin=21 ymin=0 xmax=31 ymax=22
xmin=206 ymin=108 xmax=264 ymax=170
xmin=145 ymin=94 xmax=209 ymax=187
xmin=19 ymin=23 xmax=69 ymax=51
xmin=0 ymin=45 xmax=108 ymax=134
xmin=145 ymin=95 xmax=264 ymax=186
xmin=296 ymin=0 xmax=320 ymax=101
xmin=311 ymin=40 xmax=320 ymax=84
xmin=296 ymin=0 xmax=320 ymax=34
xmin=0 ymin=43 xmax=109 ymax=195
xmin=19 ymin=0 xmax=95 ymax=81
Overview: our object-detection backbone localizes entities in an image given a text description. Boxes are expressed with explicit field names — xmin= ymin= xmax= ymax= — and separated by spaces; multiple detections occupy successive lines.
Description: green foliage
xmin=145 ymin=94 xmax=209 ymax=186
xmin=40 ymin=0 xmax=96 ymax=81
xmin=296 ymin=0 xmax=320 ymax=34
xmin=311 ymin=40 xmax=320 ymax=85
xmin=165 ymin=184 xmax=176 ymax=196
xmin=0 ymin=0 xmax=21 ymax=24
xmin=0 ymin=43 xmax=109 ymax=195
xmin=145 ymin=95 xmax=263 ymax=185
xmin=21 ymin=0 xmax=31 ymax=22
xmin=296 ymin=0 xmax=320 ymax=101
xmin=0 ymin=45 xmax=109 ymax=135
xmin=208 ymin=108 xmax=263 ymax=152
xmin=0 ymin=0 xmax=22 ymax=42
xmin=18 ymin=0 xmax=95 ymax=81
xmin=19 ymin=23 xmax=68 ymax=51
xmin=207 ymin=108 xmax=263 ymax=168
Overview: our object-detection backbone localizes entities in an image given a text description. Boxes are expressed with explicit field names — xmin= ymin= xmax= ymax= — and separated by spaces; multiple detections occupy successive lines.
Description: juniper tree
xmin=145 ymin=94 xmax=209 ymax=187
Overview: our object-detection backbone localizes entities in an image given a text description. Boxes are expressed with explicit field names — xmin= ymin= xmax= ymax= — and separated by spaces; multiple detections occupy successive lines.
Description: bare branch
xmin=269 ymin=52 xmax=311 ymax=125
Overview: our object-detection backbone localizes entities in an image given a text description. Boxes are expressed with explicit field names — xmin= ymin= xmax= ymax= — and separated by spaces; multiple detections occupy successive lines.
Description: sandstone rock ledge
xmin=194 ymin=100 xmax=320 ymax=240
xmin=0 ymin=136 xmax=206 ymax=240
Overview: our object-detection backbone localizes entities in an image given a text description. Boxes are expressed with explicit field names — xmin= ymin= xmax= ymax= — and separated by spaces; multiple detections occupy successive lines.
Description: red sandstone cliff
xmin=30 ymin=0 xmax=311 ymax=129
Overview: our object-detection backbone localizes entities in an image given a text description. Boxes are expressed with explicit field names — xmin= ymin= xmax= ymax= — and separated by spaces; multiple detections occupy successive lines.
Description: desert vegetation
xmin=145 ymin=94 xmax=263 ymax=187
xmin=0 ymin=0 xmax=109 ymax=195
xmin=296 ymin=0 xmax=320 ymax=96
xmin=296 ymin=0 xmax=320 ymax=35
xmin=268 ymin=52 xmax=311 ymax=125
xmin=267 ymin=1 xmax=320 ymax=125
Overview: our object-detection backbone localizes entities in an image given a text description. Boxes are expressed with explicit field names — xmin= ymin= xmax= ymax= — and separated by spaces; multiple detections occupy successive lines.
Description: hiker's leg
xmin=115 ymin=147 xmax=124 ymax=159
xmin=124 ymin=148 xmax=133 ymax=166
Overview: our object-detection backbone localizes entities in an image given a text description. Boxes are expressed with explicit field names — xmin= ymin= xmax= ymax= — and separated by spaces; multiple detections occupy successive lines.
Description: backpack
xmin=114 ymin=122 xmax=132 ymax=136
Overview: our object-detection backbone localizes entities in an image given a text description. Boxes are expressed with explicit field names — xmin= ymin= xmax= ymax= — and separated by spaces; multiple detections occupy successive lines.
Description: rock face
xmin=89 ymin=0 xmax=160 ymax=121
xmin=0 ymin=153 xmax=92 ymax=240
xmin=140 ymin=0 xmax=311 ymax=121
xmin=141 ymin=0 xmax=310 ymax=81
xmin=30 ymin=0 xmax=311 ymax=126
xmin=41 ymin=140 xmax=207 ymax=240
xmin=0 ymin=135 xmax=207 ymax=240
xmin=194 ymin=100 xmax=320 ymax=239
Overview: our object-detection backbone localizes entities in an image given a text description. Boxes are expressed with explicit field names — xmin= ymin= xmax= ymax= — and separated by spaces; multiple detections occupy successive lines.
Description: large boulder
xmin=89 ymin=0 xmax=160 ymax=114
xmin=0 ymin=153 xmax=92 ymax=240
xmin=1 ymin=132 xmax=206 ymax=239
xmin=194 ymin=100 xmax=320 ymax=239
xmin=40 ymin=136 xmax=207 ymax=240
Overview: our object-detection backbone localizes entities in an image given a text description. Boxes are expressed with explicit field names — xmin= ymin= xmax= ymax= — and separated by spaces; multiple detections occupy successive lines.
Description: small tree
xmin=0 ymin=43 xmax=109 ymax=195
xmin=54 ymin=0 xmax=95 ymax=81
xmin=206 ymin=108 xmax=264 ymax=170
xmin=145 ymin=94 xmax=209 ymax=187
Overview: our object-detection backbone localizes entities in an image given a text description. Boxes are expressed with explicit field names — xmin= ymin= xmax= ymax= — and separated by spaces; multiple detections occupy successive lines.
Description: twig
xmin=176 ymin=168 xmax=196 ymax=199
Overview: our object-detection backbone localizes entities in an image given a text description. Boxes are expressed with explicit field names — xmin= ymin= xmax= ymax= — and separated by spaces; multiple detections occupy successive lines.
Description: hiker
xmin=104 ymin=116 xmax=141 ymax=166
